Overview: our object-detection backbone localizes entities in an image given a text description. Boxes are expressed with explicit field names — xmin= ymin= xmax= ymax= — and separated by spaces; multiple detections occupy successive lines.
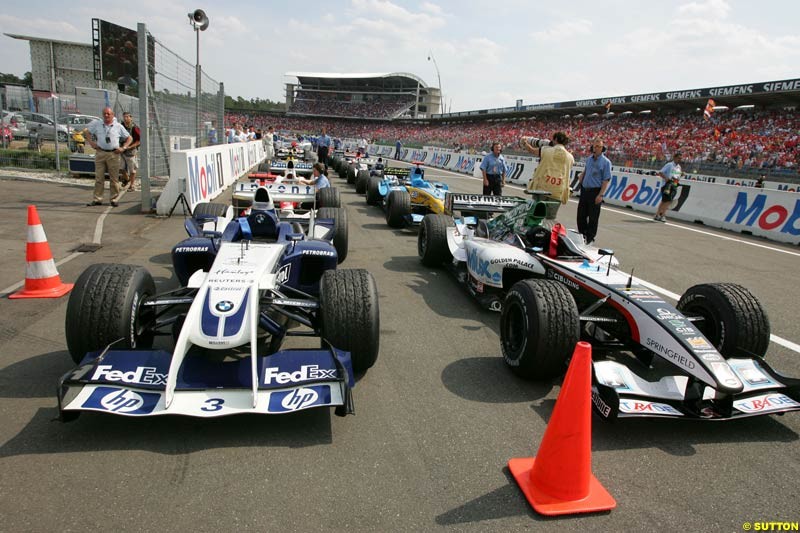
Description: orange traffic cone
xmin=508 ymin=341 xmax=616 ymax=516
xmin=9 ymin=205 xmax=73 ymax=299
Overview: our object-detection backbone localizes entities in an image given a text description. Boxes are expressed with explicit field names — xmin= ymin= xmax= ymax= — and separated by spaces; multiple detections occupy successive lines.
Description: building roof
xmin=5 ymin=33 xmax=91 ymax=48
xmin=286 ymin=72 xmax=429 ymax=88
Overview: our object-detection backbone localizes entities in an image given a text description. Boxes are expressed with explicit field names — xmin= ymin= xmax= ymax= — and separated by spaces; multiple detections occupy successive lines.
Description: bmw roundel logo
xmin=215 ymin=300 xmax=235 ymax=312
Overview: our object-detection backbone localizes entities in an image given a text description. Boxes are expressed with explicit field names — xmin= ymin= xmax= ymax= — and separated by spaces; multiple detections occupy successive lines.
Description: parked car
xmin=1 ymin=110 xmax=29 ymax=139
xmin=19 ymin=112 xmax=70 ymax=142
xmin=58 ymin=114 xmax=100 ymax=132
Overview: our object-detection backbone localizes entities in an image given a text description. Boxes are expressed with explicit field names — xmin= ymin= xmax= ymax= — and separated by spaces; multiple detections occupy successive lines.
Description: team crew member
xmin=521 ymin=131 xmax=574 ymax=218
xmin=299 ymin=163 xmax=331 ymax=190
xmin=120 ymin=111 xmax=141 ymax=192
xmin=655 ymin=151 xmax=683 ymax=222
xmin=576 ymin=138 xmax=612 ymax=245
xmin=317 ymin=128 xmax=331 ymax=166
xmin=480 ymin=142 xmax=507 ymax=196
xmin=83 ymin=107 xmax=131 ymax=207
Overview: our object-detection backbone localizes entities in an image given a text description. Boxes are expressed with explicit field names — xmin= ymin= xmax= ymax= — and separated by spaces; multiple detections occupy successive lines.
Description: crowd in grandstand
xmin=223 ymin=108 xmax=799 ymax=174
xmin=287 ymin=91 xmax=415 ymax=119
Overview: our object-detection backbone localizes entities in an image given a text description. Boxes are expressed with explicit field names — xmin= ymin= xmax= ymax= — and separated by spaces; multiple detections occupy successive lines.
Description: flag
xmin=714 ymin=127 xmax=721 ymax=141
xmin=604 ymin=101 xmax=612 ymax=113
xmin=703 ymin=98 xmax=715 ymax=120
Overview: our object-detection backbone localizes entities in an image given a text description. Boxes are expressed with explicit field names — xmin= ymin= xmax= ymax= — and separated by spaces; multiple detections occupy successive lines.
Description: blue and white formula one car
xmin=58 ymin=188 xmax=379 ymax=420
xmin=419 ymin=191 xmax=800 ymax=420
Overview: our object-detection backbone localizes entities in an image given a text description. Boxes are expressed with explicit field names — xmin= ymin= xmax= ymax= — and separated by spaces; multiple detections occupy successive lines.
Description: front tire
xmin=192 ymin=201 xmax=229 ymax=219
xmin=677 ymin=283 xmax=770 ymax=358
xmin=366 ymin=177 xmax=382 ymax=206
xmin=500 ymin=280 xmax=579 ymax=379
xmin=320 ymin=269 xmax=380 ymax=372
xmin=418 ymin=214 xmax=452 ymax=266
xmin=385 ymin=190 xmax=411 ymax=228
xmin=317 ymin=207 xmax=348 ymax=263
xmin=65 ymin=264 xmax=156 ymax=364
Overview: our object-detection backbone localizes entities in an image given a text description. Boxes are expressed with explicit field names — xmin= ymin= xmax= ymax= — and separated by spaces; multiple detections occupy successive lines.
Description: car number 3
xmin=201 ymin=398 xmax=225 ymax=411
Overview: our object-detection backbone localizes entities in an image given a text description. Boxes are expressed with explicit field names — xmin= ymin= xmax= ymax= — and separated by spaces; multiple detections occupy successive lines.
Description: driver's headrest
xmin=252 ymin=187 xmax=275 ymax=211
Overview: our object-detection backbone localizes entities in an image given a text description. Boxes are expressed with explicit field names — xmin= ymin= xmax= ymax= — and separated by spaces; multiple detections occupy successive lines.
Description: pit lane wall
xmin=156 ymin=141 xmax=265 ymax=215
xmin=369 ymin=144 xmax=799 ymax=245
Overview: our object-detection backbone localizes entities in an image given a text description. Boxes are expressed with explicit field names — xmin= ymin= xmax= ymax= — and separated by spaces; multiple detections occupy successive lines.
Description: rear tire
xmin=346 ymin=165 xmax=357 ymax=184
xmin=320 ymin=269 xmax=380 ymax=372
xmin=500 ymin=280 xmax=579 ymax=379
xmin=677 ymin=283 xmax=770 ymax=358
xmin=65 ymin=264 xmax=156 ymax=365
xmin=355 ymin=170 xmax=370 ymax=194
xmin=418 ymin=214 xmax=452 ymax=266
xmin=317 ymin=187 xmax=341 ymax=208
xmin=386 ymin=190 xmax=411 ymax=228
xmin=317 ymin=207 xmax=348 ymax=263
xmin=366 ymin=177 xmax=383 ymax=206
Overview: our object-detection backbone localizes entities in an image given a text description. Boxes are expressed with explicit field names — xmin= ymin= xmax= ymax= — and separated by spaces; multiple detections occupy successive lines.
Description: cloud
xmin=0 ymin=15 xmax=85 ymax=42
xmin=532 ymin=19 xmax=592 ymax=42
xmin=678 ymin=0 xmax=731 ymax=18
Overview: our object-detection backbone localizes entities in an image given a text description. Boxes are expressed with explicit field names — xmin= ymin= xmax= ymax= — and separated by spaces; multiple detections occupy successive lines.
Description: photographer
xmin=576 ymin=138 xmax=612 ymax=245
xmin=654 ymin=151 xmax=683 ymax=222
xmin=520 ymin=131 xmax=574 ymax=217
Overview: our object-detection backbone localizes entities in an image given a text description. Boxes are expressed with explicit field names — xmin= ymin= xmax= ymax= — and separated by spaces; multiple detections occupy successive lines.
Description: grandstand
xmin=284 ymin=72 xmax=440 ymax=120
xmin=231 ymin=77 xmax=798 ymax=181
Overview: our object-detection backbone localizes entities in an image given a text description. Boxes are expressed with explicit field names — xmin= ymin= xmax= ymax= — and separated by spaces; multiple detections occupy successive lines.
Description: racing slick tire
xmin=346 ymin=165 xmax=357 ymax=185
xmin=192 ymin=201 xmax=229 ymax=219
xmin=677 ymin=283 xmax=770 ymax=359
xmin=317 ymin=207 xmax=348 ymax=264
xmin=418 ymin=214 xmax=453 ymax=266
xmin=65 ymin=264 xmax=156 ymax=365
xmin=320 ymin=269 xmax=380 ymax=373
xmin=500 ymin=280 xmax=580 ymax=380
xmin=317 ymin=187 xmax=341 ymax=208
xmin=366 ymin=177 xmax=383 ymax=206
xmin=355 ymin=170 xmax=370 ymax=194
xmin=258 ymin=162 xmax=270 ymax=172
xmin=385 ymin=190 xmax=411 ymax=228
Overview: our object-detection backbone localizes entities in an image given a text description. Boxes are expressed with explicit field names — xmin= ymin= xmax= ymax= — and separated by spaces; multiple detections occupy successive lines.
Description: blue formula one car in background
xmin=364 ymin=162 xmax=450 ymax=228
xmin=58 ymin=187 xmax=380 ymax=421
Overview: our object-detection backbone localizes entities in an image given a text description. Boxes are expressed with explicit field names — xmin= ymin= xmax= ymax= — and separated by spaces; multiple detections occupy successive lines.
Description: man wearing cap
xmin=83 ymin=107 xmax=131 ymax=207
xmin=654 ymin=151 xmax=683 ymax=222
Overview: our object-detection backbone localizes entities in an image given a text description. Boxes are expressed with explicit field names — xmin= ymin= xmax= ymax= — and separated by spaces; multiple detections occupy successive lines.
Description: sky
xmin=1 ymin=0 xmax=798 ymax=112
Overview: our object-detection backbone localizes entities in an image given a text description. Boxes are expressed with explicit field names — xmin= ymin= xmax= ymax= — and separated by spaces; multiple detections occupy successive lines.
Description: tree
xmin=0 ymin=72 xmax=32 ymax=87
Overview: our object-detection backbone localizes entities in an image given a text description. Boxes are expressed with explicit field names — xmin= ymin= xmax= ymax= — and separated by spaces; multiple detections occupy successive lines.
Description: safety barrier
xmin=369 ymin=144 xmax=800 ymax=245
xmin=157 ymin=140 xmax=265 ymax=215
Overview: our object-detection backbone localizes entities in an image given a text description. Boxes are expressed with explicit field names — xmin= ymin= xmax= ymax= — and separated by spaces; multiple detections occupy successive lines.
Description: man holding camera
xmin=576 ymin=138 xmax=612 ymax=245
xmin=83 ymin=107 xmax=131 ymax=207
xmin=520 ymin=132 xmax=574 ymax=217
xmin=480 ymin=142 xmax=508 ymax=195
xmin=654 ymin=151 xmax=683 ymax=222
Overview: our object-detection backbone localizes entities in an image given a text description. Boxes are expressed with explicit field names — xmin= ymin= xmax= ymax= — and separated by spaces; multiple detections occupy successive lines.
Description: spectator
xmin=655 ymin=151 xmax=683 ymax=222
xmin=576 ymin=138 xmax=612 ymax=245
xmin=83 ymin=107 xmax=131 ymax=207
xmin=208 ymin=122 xmax=218 ymax=145
xmin=120 ymin=111 xmax=141 ymax=192
xmin=755 ymin=174 xmax=766 ymax=188
xmin=264 ymin=125 xmax=275 ymax=164
xmin=480 ymin=142 xmax=508 ymax=196
xmin=395 ymin=138 xmax=402 ymax=160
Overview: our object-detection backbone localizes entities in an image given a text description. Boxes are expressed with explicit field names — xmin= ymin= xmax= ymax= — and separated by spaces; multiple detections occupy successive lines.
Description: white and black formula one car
xmin=419 ymin=191 xmax=800 ymax=420
xmin=58 ymin=188 xmax=379 ymax=420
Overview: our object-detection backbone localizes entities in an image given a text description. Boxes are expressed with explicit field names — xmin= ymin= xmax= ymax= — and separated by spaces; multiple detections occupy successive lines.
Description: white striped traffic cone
xmin=9 ymin=205 xmax=73 ymax=299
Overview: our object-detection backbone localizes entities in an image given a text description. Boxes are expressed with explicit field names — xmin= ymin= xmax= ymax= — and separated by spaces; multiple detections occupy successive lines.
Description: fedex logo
xmin=264 ymin=364 xmax=338 ymax=385
xmin=91 ymin=365 xmax=167 ymax=385
xmin=466 ymin=247 xmax=501 ymax=283
xmin=734 ymin=394 xmax=800 ymax=413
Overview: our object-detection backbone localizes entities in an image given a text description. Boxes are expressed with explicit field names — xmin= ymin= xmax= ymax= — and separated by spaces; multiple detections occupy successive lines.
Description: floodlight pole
xmin=195 ymin=27 xmax=201 ymax=147
xmin=427 ymin=50 xmax=443 ymax=115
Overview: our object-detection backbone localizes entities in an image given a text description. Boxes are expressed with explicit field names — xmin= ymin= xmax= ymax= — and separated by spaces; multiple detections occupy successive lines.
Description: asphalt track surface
xmin=0 ymin=166 xmax=798 ymax=532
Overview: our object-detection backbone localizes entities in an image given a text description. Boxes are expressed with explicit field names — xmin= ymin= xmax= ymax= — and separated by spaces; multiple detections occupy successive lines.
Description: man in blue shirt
xmin=317 ymin=127 xmax=331 ymax=167
xmin=395 ymin=139 xmax=402 ymax=160
xmin=299 ymin=163 xmax=330 ymax=190
xmin=576 ymin=138 xmax=612 ymax=245
xmin=480 ymin=142 xmax=507 ymax=196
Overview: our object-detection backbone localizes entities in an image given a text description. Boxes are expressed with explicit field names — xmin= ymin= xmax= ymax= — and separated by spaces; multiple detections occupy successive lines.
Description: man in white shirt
xmin=83 ymin=107 xmax=131 ymax=207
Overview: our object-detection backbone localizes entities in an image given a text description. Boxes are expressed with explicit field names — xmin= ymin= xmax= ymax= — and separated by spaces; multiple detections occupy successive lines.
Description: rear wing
xmin=233 ymin=182 xmax=316 ymax=209
xmin=383 ymin=167 xmax=411 ymax=178
xmin=444 ymin=192 xmax=526 ymax=215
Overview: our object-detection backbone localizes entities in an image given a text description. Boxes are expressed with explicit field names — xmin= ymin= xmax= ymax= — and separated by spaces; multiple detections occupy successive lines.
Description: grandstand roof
xmin=286 ymin=72 xmax=429 ymax=89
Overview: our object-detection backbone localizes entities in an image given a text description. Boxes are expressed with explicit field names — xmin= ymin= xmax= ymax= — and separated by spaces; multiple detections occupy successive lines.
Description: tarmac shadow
xmin=441 ymin=356 xmax=553 ymax=404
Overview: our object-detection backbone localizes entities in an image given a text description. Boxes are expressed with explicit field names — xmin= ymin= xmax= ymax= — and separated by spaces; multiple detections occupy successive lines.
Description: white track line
xmin=395 ymin=159 xmax=800 ymax=353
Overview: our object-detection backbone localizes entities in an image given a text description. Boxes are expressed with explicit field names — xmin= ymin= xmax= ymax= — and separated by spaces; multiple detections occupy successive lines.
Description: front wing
xmin=58 ymin=347 xmax=355 ymax=418
xmin=592 ymin=358 xmax=800 ymax=420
